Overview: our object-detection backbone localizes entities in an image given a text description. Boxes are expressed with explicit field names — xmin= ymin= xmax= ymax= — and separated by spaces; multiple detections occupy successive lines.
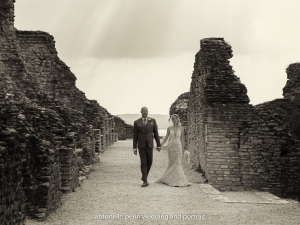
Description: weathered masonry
xmin=169 ymin=92 xmax=189 ymax=150
xmin=0 ymin=0 xmax=130 ymax=224
xmin=185 ymin=38 xmax=300 ymax=196
xmin=114 ymin=116 xmax=133 ymax=140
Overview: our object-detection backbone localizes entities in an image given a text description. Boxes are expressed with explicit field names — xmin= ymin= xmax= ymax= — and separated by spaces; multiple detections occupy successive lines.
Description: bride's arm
xmin=180 ymin=127 xmax=184 ymax=150
xmin=160 ymin=127 xmax=170 ymax=147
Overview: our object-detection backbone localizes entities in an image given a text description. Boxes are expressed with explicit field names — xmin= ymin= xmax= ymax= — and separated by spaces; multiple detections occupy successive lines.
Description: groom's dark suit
xmin=133 ymin=117 xmax=161 ymax=182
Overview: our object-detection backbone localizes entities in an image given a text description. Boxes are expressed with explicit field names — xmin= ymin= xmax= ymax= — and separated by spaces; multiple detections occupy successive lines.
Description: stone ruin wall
xmin=187 ymin=37 xmax=300 ymax=196
xmin=114 ymin=116 xmax=133 ymax=140
xmin=169 ymin=92 xmax=189 ymax=150
xmin=0 ymin=1 xmax=128 ymax=223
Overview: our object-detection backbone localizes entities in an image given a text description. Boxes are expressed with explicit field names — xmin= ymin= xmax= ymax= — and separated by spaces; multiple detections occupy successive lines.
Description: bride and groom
xmin=133 ymin=107 xmax=191 ymax=187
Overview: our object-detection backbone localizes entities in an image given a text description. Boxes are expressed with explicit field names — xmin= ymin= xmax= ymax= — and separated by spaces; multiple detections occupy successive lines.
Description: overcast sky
xmin=14 ymin=0 xmax=300 ymax=115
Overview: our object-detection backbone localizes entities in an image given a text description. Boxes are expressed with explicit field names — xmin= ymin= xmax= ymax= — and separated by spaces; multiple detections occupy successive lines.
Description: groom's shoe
xmin=141 ymin=181 xmax=149 ymax=187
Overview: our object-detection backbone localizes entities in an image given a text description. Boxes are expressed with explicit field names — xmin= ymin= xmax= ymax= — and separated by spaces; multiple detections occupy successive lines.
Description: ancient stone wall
xmin=238 ymin=99 xmax=300 ymax=194
xmin=114 ymin=116 xmax=133 ymax=140
xmin=0 ymin=0 xmax=15 ymax=37
xmin=0 ymin=1 xmax=118 ymax=223
xmin=16 ymin=31 xmax=83 ymax=107
xmin=187 ymin=37 xmax=300 ymax=195
xmin=0 ymin=1 xmax=27 ymax=224
xmin=187 ymin=38 xmax=249 ymax=190
xmin=169 ymin=92 xmax=189 ymax=150
xmin=94 ymin=129 xmax=101 ymax=153
xmin=283 ymin=63 xmax=300 ymax=101
xmin=0 ymin=103 xmax=66 ymax=222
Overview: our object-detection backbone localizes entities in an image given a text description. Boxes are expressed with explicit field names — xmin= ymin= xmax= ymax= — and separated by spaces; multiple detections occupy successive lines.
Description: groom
xmin=133 ymin=107 xmax=161 ymax=187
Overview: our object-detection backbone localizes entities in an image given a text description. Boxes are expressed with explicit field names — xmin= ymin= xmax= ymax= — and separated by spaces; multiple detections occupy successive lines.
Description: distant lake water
xmin=158 ymin=128 xmax=167 ymax=137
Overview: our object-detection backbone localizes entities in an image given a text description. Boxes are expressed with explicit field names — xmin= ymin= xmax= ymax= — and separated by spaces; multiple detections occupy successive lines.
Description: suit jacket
xmin=133 ymin=117 xmax=161 ymax=149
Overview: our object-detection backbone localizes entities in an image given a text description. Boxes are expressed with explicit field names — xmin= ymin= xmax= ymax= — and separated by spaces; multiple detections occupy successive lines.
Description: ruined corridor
xmin=26 ymin=140 xmax=300 ymax=225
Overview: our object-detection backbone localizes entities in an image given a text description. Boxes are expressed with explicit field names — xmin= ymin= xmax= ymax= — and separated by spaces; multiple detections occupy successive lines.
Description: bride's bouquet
xmin=184 ymin=150 xmax=191 ymax=163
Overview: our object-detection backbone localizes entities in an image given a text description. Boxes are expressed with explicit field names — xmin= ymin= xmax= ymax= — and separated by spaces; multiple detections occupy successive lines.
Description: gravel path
xmin=27 ymin=140 xmax=300 ymax=225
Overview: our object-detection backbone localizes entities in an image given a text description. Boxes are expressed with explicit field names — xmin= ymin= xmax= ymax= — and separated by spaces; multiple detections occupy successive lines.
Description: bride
xmin=155 ymin=114 xmax=191 ymax=187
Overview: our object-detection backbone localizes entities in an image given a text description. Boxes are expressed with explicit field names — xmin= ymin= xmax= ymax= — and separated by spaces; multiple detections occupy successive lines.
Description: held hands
xmin=157 ymin=143 xmax=164 ymax=152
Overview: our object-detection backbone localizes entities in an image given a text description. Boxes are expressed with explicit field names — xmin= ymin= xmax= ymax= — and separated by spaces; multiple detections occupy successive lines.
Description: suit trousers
xmin=138 ymin=142 xmax=153 ymax=182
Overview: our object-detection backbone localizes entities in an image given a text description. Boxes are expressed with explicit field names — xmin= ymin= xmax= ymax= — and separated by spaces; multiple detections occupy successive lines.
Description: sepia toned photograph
xmin=1 ymin=0 xmax=300 ymax=224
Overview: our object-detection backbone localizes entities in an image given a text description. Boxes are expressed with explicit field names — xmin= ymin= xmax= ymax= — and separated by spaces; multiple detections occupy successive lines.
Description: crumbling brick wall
xmin=169 ymin=92 xmax=189 ymax=150
xmin=187 ymin=38 xmax=249 ymax=190
xmin=0 ymin=0 xmax=118 ymax=223
xmin=238 ymin=99 xmax=300 ymax=194
xmin=187 ymin=37 xmax=300 ymax=195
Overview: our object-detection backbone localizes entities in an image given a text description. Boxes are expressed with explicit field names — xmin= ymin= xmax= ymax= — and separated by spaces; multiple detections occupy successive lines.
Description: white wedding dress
xmin=155 ymin=128 xmax=191 ymax=187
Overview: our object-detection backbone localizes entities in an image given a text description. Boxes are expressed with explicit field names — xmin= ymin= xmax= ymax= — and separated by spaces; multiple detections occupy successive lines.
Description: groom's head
xmin=141 ymin=107 xmax=148 ymax=118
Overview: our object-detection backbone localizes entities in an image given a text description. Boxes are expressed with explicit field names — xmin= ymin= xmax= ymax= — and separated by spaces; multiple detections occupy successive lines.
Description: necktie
xmin=144 ymin=118 xmax=147 ymax=125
